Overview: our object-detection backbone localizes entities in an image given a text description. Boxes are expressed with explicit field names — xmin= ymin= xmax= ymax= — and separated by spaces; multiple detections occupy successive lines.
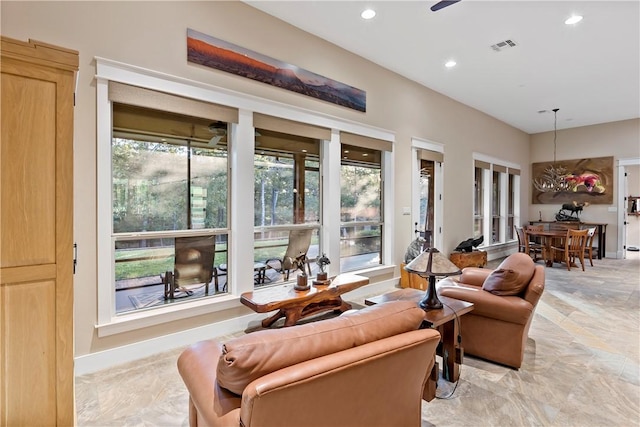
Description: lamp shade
xmin=404 ymin=247 xmax=461 ymax=277
xmin=404 ymin=247 xmax=461 ymax=311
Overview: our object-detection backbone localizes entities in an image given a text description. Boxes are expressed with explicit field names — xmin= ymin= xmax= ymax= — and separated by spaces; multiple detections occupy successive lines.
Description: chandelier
xmin=533 ymin=108 xmax=573 ymax=193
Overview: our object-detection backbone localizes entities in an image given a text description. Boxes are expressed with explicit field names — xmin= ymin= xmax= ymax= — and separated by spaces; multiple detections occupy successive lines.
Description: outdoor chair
xmin=163 ymin=235 xmax=218 ymax=299
xmin=265 ymin=228 xmax=313 ymax=281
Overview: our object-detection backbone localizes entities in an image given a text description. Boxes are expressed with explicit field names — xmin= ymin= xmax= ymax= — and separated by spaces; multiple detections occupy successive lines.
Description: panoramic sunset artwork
xmin=187 ymin=28 xmax=366 ymax=112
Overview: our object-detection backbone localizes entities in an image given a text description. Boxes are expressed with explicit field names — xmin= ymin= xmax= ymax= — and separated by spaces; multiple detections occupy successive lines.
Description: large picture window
xmin=110 ymin=101 xmax=231 ymax=314
xmin=96 ymin=60 xmax=395 ymax=334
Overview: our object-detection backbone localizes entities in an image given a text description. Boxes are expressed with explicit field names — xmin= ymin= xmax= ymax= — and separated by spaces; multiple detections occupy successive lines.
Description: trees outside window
xmin=111 ymin=103 xmax=229 ymax=313
xmin=340 ymin=144 xmax=382 ymax=271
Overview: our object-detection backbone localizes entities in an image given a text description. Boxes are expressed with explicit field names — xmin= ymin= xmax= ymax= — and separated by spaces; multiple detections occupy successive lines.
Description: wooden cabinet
xmin=1 ymin=37 xmax=78 ymax=426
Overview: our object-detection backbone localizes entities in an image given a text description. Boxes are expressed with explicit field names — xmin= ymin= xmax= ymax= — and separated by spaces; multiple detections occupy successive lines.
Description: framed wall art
xmin=531 ymin=156 xmax=614 ymax=205
xmin=187 ymin=28 xmax=366 ymax=112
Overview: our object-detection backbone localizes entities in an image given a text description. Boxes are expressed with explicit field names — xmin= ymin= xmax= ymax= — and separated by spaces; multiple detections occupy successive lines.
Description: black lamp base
xmin=419 ymin=276 xmax=443 ymax=311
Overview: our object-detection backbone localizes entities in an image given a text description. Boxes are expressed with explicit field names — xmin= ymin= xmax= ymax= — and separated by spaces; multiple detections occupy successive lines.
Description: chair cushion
xmin=216 ymin=300 xmax=424 ymax=395
xmin=482 ymin=253 xmax=535 ymax=296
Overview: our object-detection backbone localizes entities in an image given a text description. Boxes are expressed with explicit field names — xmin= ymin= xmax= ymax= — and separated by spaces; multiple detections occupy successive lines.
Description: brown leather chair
xmin=438 ymin=253 xmax=545 ymax=369
xmin=177 ymin=301 xmax=441 ymax=427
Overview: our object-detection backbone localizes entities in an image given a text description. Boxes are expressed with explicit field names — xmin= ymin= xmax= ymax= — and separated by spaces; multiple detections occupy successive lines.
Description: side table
xmin=365 ymin=287 xmax=473 ymax=383
xmin=241 ymin=274 xmax=369 ymax=327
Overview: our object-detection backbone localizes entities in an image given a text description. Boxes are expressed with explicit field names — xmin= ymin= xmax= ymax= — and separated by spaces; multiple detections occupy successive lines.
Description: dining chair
xmin=515 ymin=225 xmax=543 ymax=262
xmin=584 ymin=227 xmax=597 ymax=266
xmin=551 ymin=228 xmax=589 ymax=271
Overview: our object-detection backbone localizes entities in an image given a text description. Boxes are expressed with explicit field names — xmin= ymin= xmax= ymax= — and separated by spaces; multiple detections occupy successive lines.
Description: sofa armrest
xmin=177 ymin=340 xmax=242 ymax=427
xmin=458 ymin=267 xmax=491 ymax=287
xmin=439 ymin=285 xmax=533 ymax=325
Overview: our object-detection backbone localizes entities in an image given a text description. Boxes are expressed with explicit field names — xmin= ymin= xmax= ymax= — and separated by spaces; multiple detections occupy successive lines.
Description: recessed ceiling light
xmin=361 ymin=9 xmax=376 ymax=20
xmin=445 ymin=60 xmax=457 ymax=68
xmin=565 ymin=15 xmax=583 ymax=25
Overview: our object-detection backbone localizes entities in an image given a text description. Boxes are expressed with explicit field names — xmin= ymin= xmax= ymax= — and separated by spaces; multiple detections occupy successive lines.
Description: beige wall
xmin=529 ymin=118 xmax=640 ymax=253
xmin=0 ymin=0 xmax=562 ymax=358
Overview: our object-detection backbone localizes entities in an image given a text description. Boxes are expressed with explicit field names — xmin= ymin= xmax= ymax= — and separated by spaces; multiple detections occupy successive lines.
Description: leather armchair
xmin=438 ymin=253 xmax=545 ymax=368
xmin=177 ymin=301 xmax=441 ymax=427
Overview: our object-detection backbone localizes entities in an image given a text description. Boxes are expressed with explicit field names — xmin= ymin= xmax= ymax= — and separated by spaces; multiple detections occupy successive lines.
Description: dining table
xmin=524 ymin=229 xmax=568 ymax=267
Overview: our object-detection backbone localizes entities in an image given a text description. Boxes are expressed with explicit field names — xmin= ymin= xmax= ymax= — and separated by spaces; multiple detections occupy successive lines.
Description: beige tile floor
xmin=76 ymin=254 xmax=640 ymax=426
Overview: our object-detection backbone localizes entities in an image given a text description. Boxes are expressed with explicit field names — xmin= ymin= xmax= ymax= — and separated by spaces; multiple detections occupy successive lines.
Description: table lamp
xmin=404 ymin=247 xmax=462 ymax=311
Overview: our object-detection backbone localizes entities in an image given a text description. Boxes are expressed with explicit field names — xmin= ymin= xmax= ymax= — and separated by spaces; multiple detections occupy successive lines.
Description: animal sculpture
xmin=555 ymin=201 xmax=589 ymax=221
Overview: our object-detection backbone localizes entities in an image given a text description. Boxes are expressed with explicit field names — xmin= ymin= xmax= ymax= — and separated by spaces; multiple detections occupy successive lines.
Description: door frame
xmin=411 ymin=138 xmax=444 ymax=249
xmin=618 ymin=157 xmax=640 ymax=258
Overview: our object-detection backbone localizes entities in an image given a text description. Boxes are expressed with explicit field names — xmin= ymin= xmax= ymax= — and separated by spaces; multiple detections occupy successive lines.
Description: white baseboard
xmin=74 ymin=278 xmax=397 ymax=376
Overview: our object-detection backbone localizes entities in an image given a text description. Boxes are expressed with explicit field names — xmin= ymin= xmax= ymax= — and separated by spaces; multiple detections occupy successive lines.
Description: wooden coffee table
xmin=365 ymin=287 xmax=473 ymax=383
xmin=241 ymin=274 xmax=369 ymax=327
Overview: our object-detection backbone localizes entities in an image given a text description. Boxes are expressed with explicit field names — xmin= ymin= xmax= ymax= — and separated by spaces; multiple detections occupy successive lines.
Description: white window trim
xmin=95 ymin=57 xmax=395 ymax=336
xmin=472 ymin=153 xmax=521 ymax=250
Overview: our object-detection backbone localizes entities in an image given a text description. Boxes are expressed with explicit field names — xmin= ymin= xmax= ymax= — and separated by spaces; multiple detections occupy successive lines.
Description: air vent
xmin=490 ymin=39 xmax=517 ymax=52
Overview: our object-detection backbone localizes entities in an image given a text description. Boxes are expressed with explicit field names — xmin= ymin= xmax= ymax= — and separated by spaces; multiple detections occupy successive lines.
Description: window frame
xmin=472 ymin=153 xmax=521 ymax=250
xmin=95 ymin=58 xmax=395 ymax=336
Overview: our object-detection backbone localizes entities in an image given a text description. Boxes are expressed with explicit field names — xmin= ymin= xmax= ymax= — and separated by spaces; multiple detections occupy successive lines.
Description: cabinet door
xmin=1 ymin=38 xmax=77 ymax=427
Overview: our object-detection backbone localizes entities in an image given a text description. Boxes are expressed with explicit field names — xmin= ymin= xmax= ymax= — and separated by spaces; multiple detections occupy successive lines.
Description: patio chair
xmin=265 ymin=228 xmax=313 ymax=281
xmin=163 ymin=235 xmax=219 ymax=299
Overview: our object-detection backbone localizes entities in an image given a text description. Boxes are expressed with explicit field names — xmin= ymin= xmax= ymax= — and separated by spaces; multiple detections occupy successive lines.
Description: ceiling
xmin=245 ymin=1 xmax=640 ymax=134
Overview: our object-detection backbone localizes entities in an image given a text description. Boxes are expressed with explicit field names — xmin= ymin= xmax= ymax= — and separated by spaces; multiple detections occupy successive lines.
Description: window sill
xmin=96 ymin=265 xmax=396 ymax=337
xmin=96 ymin=293 xmax=241 ymax=337
xmin=347 ymin=264 xmax=395 ymax=278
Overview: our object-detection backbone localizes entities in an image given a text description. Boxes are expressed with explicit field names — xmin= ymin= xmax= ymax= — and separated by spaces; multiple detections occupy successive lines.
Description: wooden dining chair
xmin=551 ymin=228 xmax=589 ymax=271
xmin=584 ymin=227 xmax=597 ymax=266
xmin=515 ymin=225 xmax=543 ymax=262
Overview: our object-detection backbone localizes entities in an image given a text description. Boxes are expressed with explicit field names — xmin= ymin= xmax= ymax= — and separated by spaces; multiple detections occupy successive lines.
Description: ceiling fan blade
xmin=430 ymin=0 xmax=461 ymax=12
xmin=208 ymin=135 xmax=223 ymax=147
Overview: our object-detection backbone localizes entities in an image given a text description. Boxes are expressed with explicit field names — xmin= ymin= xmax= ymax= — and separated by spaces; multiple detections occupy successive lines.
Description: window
xmin=111 ymin=103 xmax=230 ymax=313
xmin=473 ymin=156 xmax=520 ymax=248
xmin=474 ymin=164 xmax=485 ymax=238
xmin=252 ymin=117 xmax=328 ymax=284
xmin=96 ymin=59 xmax=395 ymax=334
xmin=340 ymin=143 xmax=383 ymax=271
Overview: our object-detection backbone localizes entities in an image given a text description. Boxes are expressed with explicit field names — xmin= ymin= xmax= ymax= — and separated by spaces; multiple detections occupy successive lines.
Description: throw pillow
xmin=482 ymin=252 xmax=535 ymax=296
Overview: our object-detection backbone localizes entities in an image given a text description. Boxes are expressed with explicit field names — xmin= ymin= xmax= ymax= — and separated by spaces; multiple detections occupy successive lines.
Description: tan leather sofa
xmin=438 ymin=253 xmax=545 ymax=369
xmin=178 ymin=301 xmax=440 ymax=427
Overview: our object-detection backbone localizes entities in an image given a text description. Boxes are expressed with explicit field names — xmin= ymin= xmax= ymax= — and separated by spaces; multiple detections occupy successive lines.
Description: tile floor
xmin=76 ymin=254 xmax=640 ymax=426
